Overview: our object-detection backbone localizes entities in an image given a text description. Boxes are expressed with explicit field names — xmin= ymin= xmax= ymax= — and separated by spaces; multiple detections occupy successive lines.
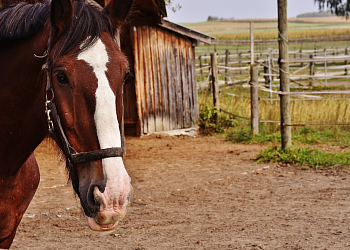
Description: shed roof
xmin=160 ymin=19 xmax=215 ymax=45
xmin=132 ymin=0 xmax=214 ymax=45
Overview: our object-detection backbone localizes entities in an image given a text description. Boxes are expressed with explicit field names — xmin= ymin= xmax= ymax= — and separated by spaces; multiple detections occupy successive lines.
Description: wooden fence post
xmin=278 ymin=0 xmax=291 ymax=149
xmin=314 ymin=45 xmax=317 ymax=57
xmin=300 ymin=49 xmax=303 ymax=67
xmin=225 ymin=49 xmax=230 ymax=86
xmin=270 ymin=55 xmax=275 ymax=82
xmin=238 ymin=52 xmax=242 ymax=75
xmin=345 ymin=48 xmax=348 ymax=76
xmin=263 ymin=60 xmax=269 ymax=88
xmin=199 ymin=55 xmax=203 ymax=77
xmin=211 ymin=53 xmax=219 ymax=124
xmin=250 ymin=22 xmax=254 ymax=66
xmin=250 ymin=64 xmax=259 ymax=135
xmin=309 ymin=54 xmax=315 ymax=86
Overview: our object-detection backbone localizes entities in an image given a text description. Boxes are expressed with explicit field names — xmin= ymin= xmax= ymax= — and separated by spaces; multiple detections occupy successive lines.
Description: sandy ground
xmin=10 ymin=135 xmax=350 ymax=250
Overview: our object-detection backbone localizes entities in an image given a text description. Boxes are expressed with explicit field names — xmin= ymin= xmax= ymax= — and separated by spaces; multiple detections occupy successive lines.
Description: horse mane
xmin=0 ymin=0 xmax=115 ymax=60
xmin=0 ymin=2 xmax=49 ymax=43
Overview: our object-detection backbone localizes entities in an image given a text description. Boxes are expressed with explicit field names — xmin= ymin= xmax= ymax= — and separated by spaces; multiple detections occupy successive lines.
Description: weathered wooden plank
xmin=179 ymin=38 xmax=189 ymax=128
xmin=186 ymin=41 xmax=194 ymax=127
xmin=157 ymin=28 xmax=170 ymax=131
xmin=171 ymin=34 xmax=183 ymax=129
xmin=149 ymin=26 xmax=163 ymax=132
xmin=137 ymin=26 xmax=147 ymax=134
xmin=131 ymin=26 xmax=142 ymax=136
xmin=141 ymin=25 xmax=155 ymax=133
xmin=191 ymin=45 xmax=199 ymax=123
xmin=165 ymin=32 xmax=176 ymax=130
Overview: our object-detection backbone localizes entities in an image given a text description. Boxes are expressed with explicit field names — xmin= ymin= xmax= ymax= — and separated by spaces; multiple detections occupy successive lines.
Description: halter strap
xmin=47 ymin=99 xmax=126 ymax=165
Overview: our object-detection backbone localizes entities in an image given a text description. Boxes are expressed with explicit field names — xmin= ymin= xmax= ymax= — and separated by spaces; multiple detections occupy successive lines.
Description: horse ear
xmin=51 ymin=0 xmax=74 ymax=36
xmin=104 ymin=0 xmax=133 ymax=30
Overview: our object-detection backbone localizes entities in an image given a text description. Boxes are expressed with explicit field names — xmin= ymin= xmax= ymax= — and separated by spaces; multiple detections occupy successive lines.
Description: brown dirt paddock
xmin=11 ymin=135 xmax=350 ymax=249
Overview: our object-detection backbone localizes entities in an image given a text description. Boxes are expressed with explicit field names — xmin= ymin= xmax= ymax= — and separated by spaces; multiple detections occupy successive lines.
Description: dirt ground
xmin=10 ymin=135 xmax=350 ymax=250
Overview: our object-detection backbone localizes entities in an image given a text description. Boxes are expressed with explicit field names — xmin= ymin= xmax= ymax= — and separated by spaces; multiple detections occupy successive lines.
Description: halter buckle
xmin=45 ymin=100 xmax=54 ymax=132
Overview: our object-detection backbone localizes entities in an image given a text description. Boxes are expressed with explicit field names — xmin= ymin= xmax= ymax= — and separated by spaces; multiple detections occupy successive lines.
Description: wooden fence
xmin=203 ymin=51 xmax=350 ymax=144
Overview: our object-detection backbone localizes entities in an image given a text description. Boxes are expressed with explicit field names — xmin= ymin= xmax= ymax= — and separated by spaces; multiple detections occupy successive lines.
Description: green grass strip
xmin=256 ymin=146 xmax=350 ymax=169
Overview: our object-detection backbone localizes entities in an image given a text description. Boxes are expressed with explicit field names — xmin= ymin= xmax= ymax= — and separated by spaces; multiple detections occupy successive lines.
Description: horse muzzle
xmin=86 ymin=184 xmax=131 ymax=231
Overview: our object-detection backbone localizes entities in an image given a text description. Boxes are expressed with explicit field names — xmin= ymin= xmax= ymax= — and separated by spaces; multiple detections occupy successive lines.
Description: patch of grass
xmin=256 ymin=146 xmax=350 ymax=169
xmin=292 ymin=127 xmax=350 ymax=146
xmin=198 ymin=105 xmax=238 ymax=135
xmin=225 ymin=125 xmax=350 ymax=146
xmin=227 ymin=128 xmax=252 ymax=142
xmin=227 ymin=128 xmax=281 ymax=144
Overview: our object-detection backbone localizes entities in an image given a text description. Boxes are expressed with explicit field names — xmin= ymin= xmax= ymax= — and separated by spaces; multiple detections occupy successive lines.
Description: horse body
xmin=0 ymin=153 xmax=40 ymax=247
xmin=0 ymin=27 xmax=46 ymax=248
xmin=0 ymin=0 xmax=133 ymax=247
xmin=0 ymin=28 xmax=48 ymax=175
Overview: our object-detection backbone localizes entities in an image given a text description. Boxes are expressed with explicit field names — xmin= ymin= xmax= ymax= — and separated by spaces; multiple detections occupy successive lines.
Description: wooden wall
xmin=131 ymin=25 xmax=199 ymax=135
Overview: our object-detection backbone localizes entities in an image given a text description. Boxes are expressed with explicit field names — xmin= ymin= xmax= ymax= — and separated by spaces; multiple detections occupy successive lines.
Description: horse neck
xmin=0 ymin=28 xmax=49 ymax=175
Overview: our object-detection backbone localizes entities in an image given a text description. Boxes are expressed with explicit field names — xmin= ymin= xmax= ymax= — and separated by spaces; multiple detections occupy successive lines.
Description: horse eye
xmin=56 ymin=72 xmax=70 ymax=85
xmin=123 ymin=71 xmax=133 ymax=84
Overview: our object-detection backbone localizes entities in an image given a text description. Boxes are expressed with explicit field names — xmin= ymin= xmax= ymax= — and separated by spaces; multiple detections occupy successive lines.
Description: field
xmin=10 ymin=136 xmax=350 ymax=249
xmin=183 ymin=17 xmax=350 ymax=40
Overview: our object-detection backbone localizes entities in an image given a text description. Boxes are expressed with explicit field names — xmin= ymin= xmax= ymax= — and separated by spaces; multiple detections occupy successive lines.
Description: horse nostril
xmin=87 ymin=185 xmax=101 ymax=210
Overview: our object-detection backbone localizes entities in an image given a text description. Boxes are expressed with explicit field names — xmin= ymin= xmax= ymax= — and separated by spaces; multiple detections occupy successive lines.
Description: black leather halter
xmin=36 ymin=46 xmax=126 ymax=167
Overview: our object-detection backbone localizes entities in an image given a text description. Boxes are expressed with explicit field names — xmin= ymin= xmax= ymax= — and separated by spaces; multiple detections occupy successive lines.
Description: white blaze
xmin=78 ymin=38 xmax=129 ymax=202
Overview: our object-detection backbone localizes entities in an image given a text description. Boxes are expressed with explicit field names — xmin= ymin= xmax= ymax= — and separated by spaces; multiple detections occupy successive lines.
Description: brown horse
xmin=0 ymin=0 xmax=133 ymax=247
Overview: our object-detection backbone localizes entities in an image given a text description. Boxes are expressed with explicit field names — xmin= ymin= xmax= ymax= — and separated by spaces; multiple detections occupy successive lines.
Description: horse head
xmin=47 ymin=0 xmax=133 ymax=231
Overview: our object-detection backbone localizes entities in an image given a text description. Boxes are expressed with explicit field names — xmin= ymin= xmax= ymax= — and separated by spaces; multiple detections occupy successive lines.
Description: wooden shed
xmin=121 ymin=0 xmax=213 ymax=136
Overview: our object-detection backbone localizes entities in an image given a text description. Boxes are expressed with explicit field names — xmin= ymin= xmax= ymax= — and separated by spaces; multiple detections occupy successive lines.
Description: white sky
xmin=166 ymin=0 xmax=324 ymax=23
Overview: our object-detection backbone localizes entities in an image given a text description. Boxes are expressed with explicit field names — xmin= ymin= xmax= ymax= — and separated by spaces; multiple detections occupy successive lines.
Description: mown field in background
xmin=182 ymin=16 xmax=350 ymax=40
